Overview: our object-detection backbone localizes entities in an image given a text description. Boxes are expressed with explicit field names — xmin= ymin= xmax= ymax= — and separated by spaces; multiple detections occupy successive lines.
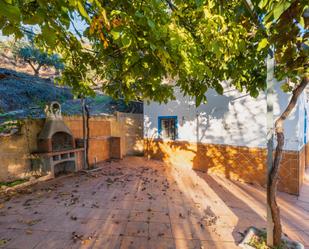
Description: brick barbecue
xmin=33 ymin=102 xmax=84 ymax=177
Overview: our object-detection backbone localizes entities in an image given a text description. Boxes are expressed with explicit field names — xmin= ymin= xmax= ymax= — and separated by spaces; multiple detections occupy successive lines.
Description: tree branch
xmin=164 ymin=0 xmax=177 ymax=11
xmin=275 ymin=77 xmax=309 ymax=131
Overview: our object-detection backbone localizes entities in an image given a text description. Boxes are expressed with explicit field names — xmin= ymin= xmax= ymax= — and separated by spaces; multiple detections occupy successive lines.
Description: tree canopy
xmin=0 ymin=0 xmax=308 ymax=101
xmin=0 ymin=0 xmax=307 ymax=100
xmin=14 ymin=44 xmax=64 ymax=75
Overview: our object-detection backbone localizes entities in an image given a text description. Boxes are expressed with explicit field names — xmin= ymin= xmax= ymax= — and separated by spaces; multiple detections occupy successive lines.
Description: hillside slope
xmin=0 ymin=44 xmax=142 ymax=124
xmin=0 ymin=67 xmax=142 ymax=124
xmin=0 ymin=68 xmax=72 ymax=113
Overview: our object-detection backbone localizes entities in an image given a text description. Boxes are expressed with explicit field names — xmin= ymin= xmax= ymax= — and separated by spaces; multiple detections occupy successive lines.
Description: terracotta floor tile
xmin=199 ymin=240 xmax=240 ymax=249
xmin=0 ymin=157 xmax=308 ymax=248
xmin=96 ymin=220 xmax=127 ymax=237
xmin=129 ymin=211 xmax=149 ymax=222
xmin=34 ymin=231 xmax=71 ymax=249
xmin=92 ymin=235 xmax=121 ymax=249
xmin=174 ymin=239 xmax=200 ymax=249
xmin=148 ymin=238 xmax=176 ymax=249
xmin=3 ymin=229 xmax=49 ymax=249
xmin=69 ymin=206 xmax=108 ymax=220
xmin=132 ymin=201 xmax=151 ymax=212
xmin=119 ymin=236 xmax=149 ymax=249
xmin=105 ymin=209 xmax=131 ymax=221
xmin=124 ymin=221 xmax=148 ymax=237
xmin=149 ymin=222 xmax=173 ymax=239
xmin=171 ymin=221 xmax=195 ymax=240
xmin=148 ymin=211 xmax=170 ymax=223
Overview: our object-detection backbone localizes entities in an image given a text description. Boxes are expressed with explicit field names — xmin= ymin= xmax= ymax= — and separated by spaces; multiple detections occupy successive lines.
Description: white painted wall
xmin=144 ymin=81 xmax=306 ymax=151
xmin=297 ymin=90 xmax=308 ymax=150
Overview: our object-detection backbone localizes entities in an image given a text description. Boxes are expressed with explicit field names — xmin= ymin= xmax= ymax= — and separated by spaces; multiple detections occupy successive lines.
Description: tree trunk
xmin=27 ymin=61 xmax=41 ymax=76
xmin=270 ymin=76 xmax=308 ymax=245
xmin=34 ymin=65 xmax=42 ymax=76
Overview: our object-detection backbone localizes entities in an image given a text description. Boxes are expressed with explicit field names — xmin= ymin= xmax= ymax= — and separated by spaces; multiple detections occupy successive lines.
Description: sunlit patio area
xmin=0 ymin=157 xmax=308 ymax=249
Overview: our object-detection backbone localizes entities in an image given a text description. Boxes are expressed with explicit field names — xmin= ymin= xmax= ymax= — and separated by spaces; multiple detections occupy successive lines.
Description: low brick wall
xmin=64 ymin=116 xmax=112 ymax=165
xmin=145 ymin=139 xmax=304 ymax=195
xmin=114 ymin=112 xmax=143 ymax=156
xmin=0 ymin=119 xmax=44 ymax=181
xmin=305 ymin=143 xmax=309 ymax=169
xmin=299 ymin=145 xmax=306 ymax=191
xmin=0 ymin=113 xmax=143 ymax=182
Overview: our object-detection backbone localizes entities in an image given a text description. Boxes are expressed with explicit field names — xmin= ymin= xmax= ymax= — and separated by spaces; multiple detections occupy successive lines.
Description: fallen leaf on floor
xmin=70 ymin=215 xmax=77 ymax=220
xmin=0 ymin=239 xmax=10 ymax=245
xmin=18 ymin=218 xmax=42 ymax=226
xmin=72 ymin=232 xmax=83 ymax=243
xmin=179 ymin=213 xmax=185 ymax=218
xmin=23 ymin=199 xmax=33 ymax=206
xmin=59 ymin=192 xmax=70 ymax=196
xmin=81 ymin=238 xmax=91 ymax=245
xmin=91 ymin=203 xmax=99 ymax=208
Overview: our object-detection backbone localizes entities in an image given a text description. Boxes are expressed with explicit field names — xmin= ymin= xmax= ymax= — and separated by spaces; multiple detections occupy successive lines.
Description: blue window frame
xmin=158 ymin=116 xmax=178 ymax=140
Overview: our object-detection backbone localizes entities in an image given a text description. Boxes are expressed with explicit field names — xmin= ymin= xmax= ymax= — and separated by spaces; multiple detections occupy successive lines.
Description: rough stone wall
xmin=145 ymin=139 xmax=303 ymax=195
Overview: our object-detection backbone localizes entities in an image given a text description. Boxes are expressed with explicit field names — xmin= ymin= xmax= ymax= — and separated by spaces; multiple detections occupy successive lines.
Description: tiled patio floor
xmin=0 ymin=157 xmax=308 ymax=249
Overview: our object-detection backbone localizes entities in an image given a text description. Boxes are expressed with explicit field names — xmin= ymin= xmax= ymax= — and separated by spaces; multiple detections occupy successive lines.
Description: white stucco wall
xmin=144 ymin=82 xmax=306 ymax=151
xmin=297 ymin=90 xmax=308 ymax=150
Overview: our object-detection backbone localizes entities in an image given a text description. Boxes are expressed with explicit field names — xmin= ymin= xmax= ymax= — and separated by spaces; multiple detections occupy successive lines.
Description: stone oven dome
xmin=38 ymin=119 xmax=73 ymax=139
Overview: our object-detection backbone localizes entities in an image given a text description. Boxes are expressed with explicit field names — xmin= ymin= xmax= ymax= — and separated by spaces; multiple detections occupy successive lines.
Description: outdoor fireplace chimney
xmin=38 ymin=102 xmax=74 ymax=152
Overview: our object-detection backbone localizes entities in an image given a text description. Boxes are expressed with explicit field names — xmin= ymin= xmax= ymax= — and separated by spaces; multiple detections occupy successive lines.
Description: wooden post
xmin=266 ymin=47 xmax=275 ymax=246
xmin=81 ymin=97 xmax=89 ymax=169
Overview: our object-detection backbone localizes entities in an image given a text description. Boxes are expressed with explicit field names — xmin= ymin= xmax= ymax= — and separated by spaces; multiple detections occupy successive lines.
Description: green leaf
xmin=273 ymin=1 xmax=291 ymax=20
xmin=196 ymin=94 xmax=206 ymax=107
xmin=77 ymin=1 xmax=90 ymax=22
xmin=0 ymin=1 xmax=21 ymax=22
xmin=257 ymin=38 xmax=268 ymax=51
xmin=147 ymin=19 xmax=155 ymax=29
xmin=41 ymin=25 xmax=57 ymax=46
xmin=2 ymin=24 xmax=16 ymax=36
xmin=23 ymin=13 xmax=44 ymax=25
xmin=135 ymin=10 xmax=143 ymax=18
xmin=121 ymin=34 xmax=132 ymax=47
xmin=111 ymin=29 xmax=121 ymax=40
xmin=298 ymin=17 xmax=305 ymax=28
xmin=215 ymin=84 xmax=223 ymax=95
xmin=250 ymin=88 xmax=259 ymax=98
xmin=258 ymin=0 xmax=269 ymax=9
xmin=195 ymin=0 xmax=203 ymax=7
xmin=149 ymin=43 xmax=156 ymax=51
xmin=111 ymin=10 xmax=122 ymax=16
xmin=280 ymin=83 xmax=292 ymax=92
xmin=205 ymin=65 xmax=212 ymax=77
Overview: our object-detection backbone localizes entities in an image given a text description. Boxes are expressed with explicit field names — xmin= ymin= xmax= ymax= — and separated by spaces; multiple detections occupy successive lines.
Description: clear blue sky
xmin=0 ymin=13 xmax=88 ymax=42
